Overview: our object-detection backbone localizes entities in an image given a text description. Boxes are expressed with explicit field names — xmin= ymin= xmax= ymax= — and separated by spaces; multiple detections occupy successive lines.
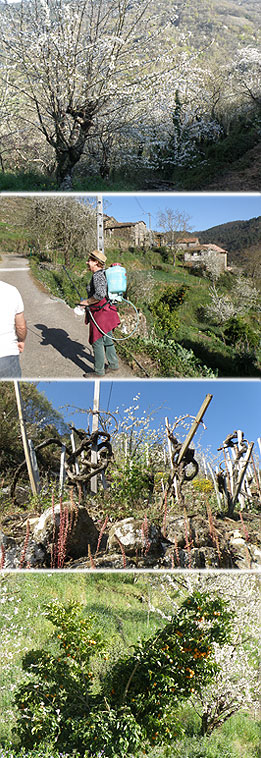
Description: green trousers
xmin=92 ymin=332 xmax=119 ymax=376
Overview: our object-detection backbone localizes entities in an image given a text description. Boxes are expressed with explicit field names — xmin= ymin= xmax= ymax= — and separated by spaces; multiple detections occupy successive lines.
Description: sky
xmin=37 ymin=379 xmax=261 ymax=460
xmin=101 ymin=194 xmax=261 ymax=232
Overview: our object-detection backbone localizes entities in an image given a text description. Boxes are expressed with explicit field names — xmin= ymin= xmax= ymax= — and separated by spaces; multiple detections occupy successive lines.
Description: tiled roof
xmin=201 ymin=244 xmax=227 ymax=253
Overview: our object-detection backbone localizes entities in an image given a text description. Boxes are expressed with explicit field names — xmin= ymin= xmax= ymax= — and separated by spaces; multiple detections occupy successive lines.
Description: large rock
xmin=0 ymin=531 xmax=45 ymax=569
xmin=33 ymin=503 xmax=99 ymax=562
xmin=107 ymin=517 xmax=164 ymax=557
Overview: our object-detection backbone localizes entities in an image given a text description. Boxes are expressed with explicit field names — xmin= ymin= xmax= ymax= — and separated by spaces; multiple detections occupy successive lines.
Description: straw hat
xmin=88 ymin=250 xmax=107 ymax=264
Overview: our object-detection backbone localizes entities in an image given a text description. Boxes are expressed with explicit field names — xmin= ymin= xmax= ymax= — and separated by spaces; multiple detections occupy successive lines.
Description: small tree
xmin=158 ymin=208 xmax=192 ymax=266
xmin=151 ymin=574 xmax=261 ymax=737
xmin=1 ymin=0 xmax=168 ymax=186
xmin=14 ymin=591 xmax=233 ymax=755
xmin=25 ymin=196 xmax=96 ymax=265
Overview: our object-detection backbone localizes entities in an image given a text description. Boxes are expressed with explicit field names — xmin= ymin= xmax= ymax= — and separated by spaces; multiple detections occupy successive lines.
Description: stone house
xmin=104 ymin=215 xmax=148 ymax=247
xmin=183 ymin=243 xmax=228 ymax=273
xmin=176 ymin=236 xmax=200 ymax=249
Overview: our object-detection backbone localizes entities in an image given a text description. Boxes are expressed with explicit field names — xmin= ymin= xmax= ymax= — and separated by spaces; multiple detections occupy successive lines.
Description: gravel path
xmin=0 ymin=253 xmax=135 ymax=378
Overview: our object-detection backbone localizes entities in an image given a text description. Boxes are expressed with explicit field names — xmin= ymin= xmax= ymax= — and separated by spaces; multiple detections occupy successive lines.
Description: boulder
xmin=33 ymin=503 xmax=99 ymax=561
xmin=164 ymin=544 xmax=233 ymax=569
xmin=0 ymin=531 xmax=17 ymax=550
xmin=107 ymin=517 xmax=163 ymax=557
xmin=166 ymin=516 xmax=188 ymax=548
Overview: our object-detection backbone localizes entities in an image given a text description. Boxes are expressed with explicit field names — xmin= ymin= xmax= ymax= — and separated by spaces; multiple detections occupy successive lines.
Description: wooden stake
xmin=207 ymin=462 xmax=222 ymax=510
xmin=14 ymin=380 xmax=38 ymax=496
xmin=177 ymin=394 xmax=213 ymax=464
xmin=165 ymin=417 xmax=174 ymax=474
xmin=229 ymin=442 xmax=254 ymax=516
xmin=90 ymin=379 xmax=100 ymax=494
xmin=59 ymin=444 xmax=66 ymax=495
xmin=70 ymin=430 xmax=80 ymax=475
xmin=28 ymin=439 xmax=40 ymax=493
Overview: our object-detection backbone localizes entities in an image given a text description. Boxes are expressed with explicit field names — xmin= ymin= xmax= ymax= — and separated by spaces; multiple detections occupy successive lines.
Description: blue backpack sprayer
xmin=63 ymin=263 xmax=140 ymax=341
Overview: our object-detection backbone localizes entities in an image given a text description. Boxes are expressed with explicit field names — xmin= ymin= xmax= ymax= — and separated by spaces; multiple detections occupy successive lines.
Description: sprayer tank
xmin=105 ymin=264 xmax=127 ymax=300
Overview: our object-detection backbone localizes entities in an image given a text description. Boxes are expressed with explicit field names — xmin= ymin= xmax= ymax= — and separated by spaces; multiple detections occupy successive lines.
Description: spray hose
xmin=87 ymin=297 xmax=140 ymax=342
xmin=62 ymin=265 xmax=140 ymax=342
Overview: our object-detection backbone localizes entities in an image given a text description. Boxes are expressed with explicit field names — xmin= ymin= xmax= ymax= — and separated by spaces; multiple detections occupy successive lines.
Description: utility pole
xmin=147 ymin=212 xmax=153 ymax=247
xmin=97 ymin=195 xmax=104 ymax=253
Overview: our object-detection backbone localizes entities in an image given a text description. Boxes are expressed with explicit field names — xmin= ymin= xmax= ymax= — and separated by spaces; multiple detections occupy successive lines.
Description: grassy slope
xmin=0 ymin=574 xmax=163 ymax=744
xmin=0 ymin=574 xmax=259 ymax=757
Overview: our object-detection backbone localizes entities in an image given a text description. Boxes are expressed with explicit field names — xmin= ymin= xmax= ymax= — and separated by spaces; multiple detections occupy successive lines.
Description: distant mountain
xmin=194 ymin=216 xmax=261 ymax=267
xmin=160 ymin=0 xmax=260 ymax=51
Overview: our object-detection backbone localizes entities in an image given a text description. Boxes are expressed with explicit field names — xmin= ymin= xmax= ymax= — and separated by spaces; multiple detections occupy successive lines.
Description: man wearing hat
xmin=80 ymin=250 xmax=120 ymax=376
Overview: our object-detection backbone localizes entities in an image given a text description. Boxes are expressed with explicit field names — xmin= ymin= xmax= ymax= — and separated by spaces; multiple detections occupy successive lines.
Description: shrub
xmin=149 ymin=285 xmax=189 ymax=339
xmin=223 ymin=316 xmax=259 ymax=352
xmin=13 ymin=592 xmax=233 ymax=755
xmin=102 ymin=591 xmax=232 ymax=747
xmin=81 ymin=706 xmax=145 ymax=757
xmin=14 ymin=600 xmax=106 ymax=751
xmin=108 ymin=454 xmax=154 ymax=517
xmin=192 ymin=479 xmax=214 ymax=494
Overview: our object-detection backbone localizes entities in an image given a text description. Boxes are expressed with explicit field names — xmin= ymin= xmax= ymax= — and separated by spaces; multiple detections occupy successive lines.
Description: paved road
xmin=0 ymin=254 xmax=135 ymax=379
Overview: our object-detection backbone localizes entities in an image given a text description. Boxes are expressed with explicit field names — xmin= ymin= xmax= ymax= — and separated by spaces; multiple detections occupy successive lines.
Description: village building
xmin=103 ymin=216 xmax=228 ymax=272
xmin=176 ymin=236 xmax=201 ymax=250
xmin=183 ymin=243 xmax=228 ymax=273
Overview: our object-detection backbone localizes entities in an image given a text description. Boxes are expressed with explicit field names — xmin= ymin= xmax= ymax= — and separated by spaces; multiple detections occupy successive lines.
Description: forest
xmin=0 ymin=0 xmax=260 ymax=190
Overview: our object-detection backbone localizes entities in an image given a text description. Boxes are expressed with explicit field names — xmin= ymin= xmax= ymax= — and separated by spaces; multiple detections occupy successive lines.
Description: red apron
xmin=85 ymin=298 xmax=120 ymax=344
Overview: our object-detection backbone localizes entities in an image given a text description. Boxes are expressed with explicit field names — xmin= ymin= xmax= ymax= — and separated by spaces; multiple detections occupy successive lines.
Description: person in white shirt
xmin=0 ymin=281 xmax=27 ymax=378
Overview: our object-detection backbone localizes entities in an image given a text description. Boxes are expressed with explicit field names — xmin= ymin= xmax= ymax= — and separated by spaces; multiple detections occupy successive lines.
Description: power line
xmin=135 ymin=198 xmax=158 ymax=228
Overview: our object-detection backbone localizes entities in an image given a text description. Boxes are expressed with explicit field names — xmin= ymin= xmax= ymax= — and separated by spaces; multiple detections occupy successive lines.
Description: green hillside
xmin=195 ymin=216 xmax=261 ymax=268
xmin=162 ymin=0 xmax=260 ymax=49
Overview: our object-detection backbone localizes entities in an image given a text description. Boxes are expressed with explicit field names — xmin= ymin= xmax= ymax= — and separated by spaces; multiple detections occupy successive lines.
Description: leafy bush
xmin=223 ymin=316 xmax=259 ymax=352
xmin=102 ymin=592 xmax=232 ymax=746
xmin=120 ymin=335 xmax=217 ymax=377
xmin=14 ymin=592 xmax=233 ymax=756
xmin=80 ymin=705 xmax=145 ymax=757
xmin=149 ymin=285 xmax=189 ymax=339
xmin=108 ymin=454 xmax=154 ymax=517
xmin=14 ymin=600 xmax=106 ymax=751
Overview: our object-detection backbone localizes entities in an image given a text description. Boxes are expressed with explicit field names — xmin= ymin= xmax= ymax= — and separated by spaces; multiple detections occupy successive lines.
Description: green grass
xmin=141 ymin=715 xmax=260 ymax=757
xmin=0 ymin=574 xmax=163 ymax=744
xmin=0 ymin=172 xmax=58 ymax=192
xmin=0 ymin=170 xmax=144 ymax=192
xmin=1 ymin=575 xmax=260 ymax=757
xmin=0 ymin=714 xmax=259 ymax=758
